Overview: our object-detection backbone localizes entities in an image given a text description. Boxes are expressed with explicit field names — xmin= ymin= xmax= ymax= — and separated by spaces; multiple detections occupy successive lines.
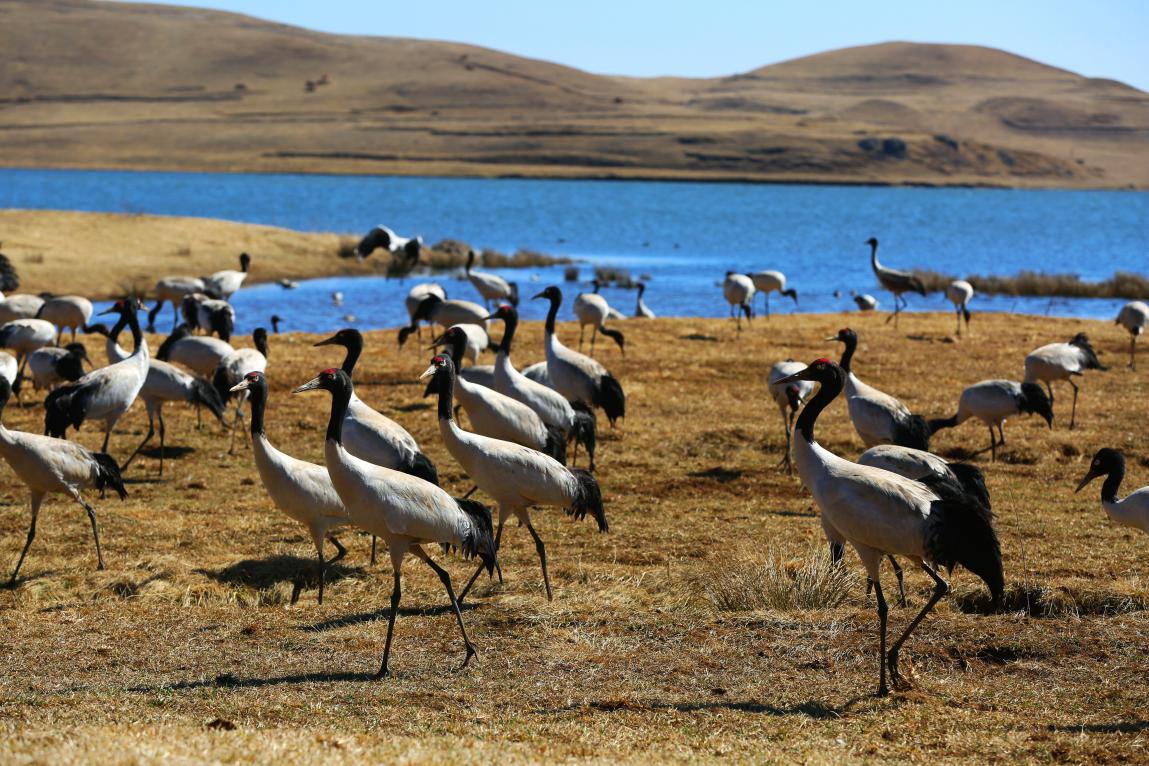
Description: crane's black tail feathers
xmin=570 ymin=403 xmax=597 ymax=471
xmin=922 ymin=471 xmax=1004 ymax=604
xmin=568 ymin=468 xmax=608 ymax=532
xmin=947 ymin=461 xmax=991 ymax=510
xmin=1069 ymin=332 xmax=1107 ymax=371
xmin=44 ymin=383 xmax=94 ymax=437
xmin=0 ymin=252 xmax=20 ymax=293
xmin=543 ymin=424 xmax=568 ymax=464
xmin=595 ymin=374 xmax=626 ymax=426
xmin=156 ymin=324 xmax=190 ymax=362
xmin=927 ymin=414 xmax=959 ymax=435
xmin=91 ymin=451 xmax=128 ymax=500
xmin=192 ymin=377 xmax=228 ymax=424
xmin=211 ymin=364 xmax=233 ymax=406
xmin=404 ymin=451 xmax=440 ymax=486
xmin=892 ymin=414 xmax=931 ymax=451
xmin=448 ymin=497 xmax=497 ymax=575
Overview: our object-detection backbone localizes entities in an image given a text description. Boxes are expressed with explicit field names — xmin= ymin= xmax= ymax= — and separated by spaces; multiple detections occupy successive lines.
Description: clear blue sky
xmin=139 ymin=0 xmax=1149 ymax=90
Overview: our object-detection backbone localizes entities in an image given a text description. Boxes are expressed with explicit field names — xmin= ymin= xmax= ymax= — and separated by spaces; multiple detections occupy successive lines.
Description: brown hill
xmin=1 ymin=1 xmax=1146 ymax=187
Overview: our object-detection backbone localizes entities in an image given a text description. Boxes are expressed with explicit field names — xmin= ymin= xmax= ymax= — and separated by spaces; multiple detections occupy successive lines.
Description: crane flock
xmin=0 ymin=231 xmax=1143 ymax=700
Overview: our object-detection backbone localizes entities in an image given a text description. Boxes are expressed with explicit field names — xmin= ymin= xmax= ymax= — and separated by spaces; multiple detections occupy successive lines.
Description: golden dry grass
xmin=1 ymin=312 xmax=1147 ymax=764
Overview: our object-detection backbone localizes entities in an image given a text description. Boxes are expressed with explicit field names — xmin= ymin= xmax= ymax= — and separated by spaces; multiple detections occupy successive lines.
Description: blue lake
xmin=1 ymin=168 xmax=1146 ymax=334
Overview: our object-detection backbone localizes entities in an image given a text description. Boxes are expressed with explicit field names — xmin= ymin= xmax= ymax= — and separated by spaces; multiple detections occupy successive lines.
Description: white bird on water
xmin=294 ymin=367 xmax=497 ymax=677
xmin=777 ymin=358 xmax=1004 ymax=696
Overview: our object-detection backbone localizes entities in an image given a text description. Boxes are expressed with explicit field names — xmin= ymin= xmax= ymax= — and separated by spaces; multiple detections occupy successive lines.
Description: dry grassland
xmin=0 ymin=312 xmax=1147 ymax=764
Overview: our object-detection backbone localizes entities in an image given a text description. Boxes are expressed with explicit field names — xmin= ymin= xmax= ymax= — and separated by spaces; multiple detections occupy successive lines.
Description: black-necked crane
xmin=404 ymin=282 xmax=447 ymax=341
xmin=44 ymin=298 xmax=150 ymax=459
xmin=466 ymin=250 xmax=518 ymax=309
xmin=421 ymin=353 xmax=605 ymax=602
xmin=829 ymin=328 xmax=931 ymax=450
xmin=767 ymin=359 xmax=815 ymax=474
xmin=928 ymin=379 xmax=1053 ymax=461
xmin=0 ymin=294 xmax=46 ymax=325
xmin=0 ymin=376 xmax=127 ymax=586
xmin=398 ymin=294 xmax=489 ymax=349
xmin=521 ymin=361 xmax=553 ymax=389
xmin=314 ymin=329 xmax=440 ymax=485
xmin=634 ymin=282 xmax=655 ymax=319
xmin=181 ymin=293 xmax=235 ymax=341
xmin=203 ymin=252 xmax=251 ymax=300
xmin=293 ymin=367 xmax=496 ymax=677
xmin=98 ymin=317 xmax=227 ymax=477
xmin=1023 ymin=333 xmax=1106 ymax=429
xmin=270 ymin=314 xmax=284 ymax=334
xmin=1076 ymin=448 xmax=1149 ymax=535
xmin=353 ymin=224 xmax=423 ymax=275
xmin=434 ymin=326 xmax=567 ymax=462
xmin=0 ymin=251 xmax=19 ymax=294
xmin=573 ymin=282 xmax=625 ymax=356
xmin=28 ymin=343 xmax=88 ymax=392
xmin=777 ymin=358 xmax=1004 ymax=696
xmin=1116 ymin=301 xmax=1148 ymax=370
xmin=946 ymin=280 xmax=974 ymax=336
xmin=37 ymin=296 xmax=93 ymax=344
xmin=486 ymin=304 xmax=598 ymax=471
xmin=431 ymin=323 xmax=492 ymax=367
xmin=1 ymin=318 xmax=58 ymax=380
xmin=857 ymin=444 xmax=993 ymax=606
xmin=213 ymin=328 xmax=270 ymax=454
xmin=156 ymin=324 xmax=235 ymax=380
xmin=231 ymin=371 xmax=351 ymax=603
xmin=722 ymin=272 xmax=755 ymax=331
xmin=534 ymin=286 xmax=626 ymax=426
xmin=0 ymin=352 xmax=17 ymax=393
xmin=148 ymin=276 xmax=206 ymax=332
xmin=750 ymin=270 xmax=798 ymax=319
xmin=867 ymin=238 xmax=926 ymax=327
xmin=851 ymin=291 xmax=879 ymax=312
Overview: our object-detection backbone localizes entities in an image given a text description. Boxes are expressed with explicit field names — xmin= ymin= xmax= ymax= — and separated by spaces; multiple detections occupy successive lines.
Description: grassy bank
xmin=914 ymin=268 xmax=1149 ymax=300
xmin=0 ymin=210 xmax=568 ymax=299
xmin=1 ymin=312 xmax=1146 ymax=763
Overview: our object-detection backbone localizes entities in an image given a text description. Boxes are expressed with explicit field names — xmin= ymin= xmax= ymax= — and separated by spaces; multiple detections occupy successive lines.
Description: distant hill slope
xmin=1 ymin=1 xmax=1146 ymax=187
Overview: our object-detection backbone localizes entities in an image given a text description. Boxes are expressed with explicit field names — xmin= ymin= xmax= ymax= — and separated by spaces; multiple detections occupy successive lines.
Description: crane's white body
xmin=520 ymin=361 xmax=554 ymax=389
xmin=1024 ymin=342 xmax=1094 ymax=385
xmin=406 ymin=283 xmax=447 ymax=322
xmin=38 ymin=296 xmax=93 ymax=341
xmin=1116 ymin=301 xmax=1149 ymax=368
xmin=426 ymin=299 xmax=490 ymax=332
xmin=494 ymin=349 xmax=577 ymax=432
xmin=162 ymin=335 xmax=234 ymax=378
xmin=768 ymin=360 xmax=814 ymax=423
xmin=59 ymin=334 xmax=149 ymax=441
xmin=574 ymin=293 xmax=610 ymax=330
xmin=0 ymin=295 xmax=46 ymax=326
xmin=0 ymin=319 xmax=58 ymax=356
xmin=461 ymin=364 xmax=496 ymax=390
xmin=442 ymin=323 xmax=490 ymax=365
xmin=1100 ymin=488 xmax=1149 ymax=534
xmin=466 ymin=256 xmax=515 ymax=307
xmin=204 ymin=262 xmax=249 ymax=299
xmin=844 ymin=371 xmax=914 ymax=448
xmin=153 ymin=276 xmax=206 ymax=328
xmin=453 ymin=373 xmax=551 ymax=451
xmin=950 ymin=380 xmax=1030 ymax=430
xmin=28 ymin=347 xmax=77 ymax=390
xmin=543 ymin=324 xmax=608 ymax=407
xmin=858 ymin=445 xmax=955 ymax=482
xmin=751 ymin=270 xmax=787 ymax=295
xmin=946 ymin=281 xmax=973 ymax=309
xmin=0 ymin=352 xmax=17 ymax=387
xmin=723 ymin=274 xmax=755 ymax=308
xmin=342 ymin=394 xmax=422 ymax=470
xmin=853 ymin=294 xmax=879 ymax=312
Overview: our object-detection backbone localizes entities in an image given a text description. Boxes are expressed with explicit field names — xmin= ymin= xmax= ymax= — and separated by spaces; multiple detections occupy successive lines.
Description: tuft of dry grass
xmin=690 ymin=548 xmax=859 ymax=612
xmin=914 ymin=268 xmax=1149 ymax=299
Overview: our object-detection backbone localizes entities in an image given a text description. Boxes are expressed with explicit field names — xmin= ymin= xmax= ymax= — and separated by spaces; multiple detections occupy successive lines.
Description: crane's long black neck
xmin=125 ymin=304 xmax=143 ymax=353
xmin=107 ymin=311 xmax=130 ymax=345
xmin=444 ymin=335 xmax=466 ymax=369
xmin=433 ymin=367 xmax=456 ymax=422
xmin=247 ymin=381 xmax=267 ymax=437
xmin=325 ymin=379 xmax=351 ymax=444
xmin=869 ymin=240 xmax=880 ymax=269
xmin=838 ymin=335 xmax=856 ymax=373
xmin=795 ymin=367 xmax=844 ymax=443
xmin=1101 ymin=460 xmax=1125 ymax=504
xmin=543 ymin=295 xmax=560 ymax=335
xmin=498 ymin=313 xmax=519 ymax=355
xmin=340 ymin=336 xmax=363 ymax=377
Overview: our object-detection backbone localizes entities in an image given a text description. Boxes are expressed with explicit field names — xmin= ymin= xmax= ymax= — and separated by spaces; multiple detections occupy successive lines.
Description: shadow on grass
xmin=303 ymin=601 xmax=480 ymax=633
xmin=680 ymin=334 xmax=720 ymax=342
xmin=1047 ymin=721 xmax=1149 ymax=734
xmin=687 ymin=467 xmax=743 ymax=483
xmin=392 ymin=402 xmax=432 ymax=413
xmin=196 ymin=554 xmax=364 ymax=591
xmin=543 ymin=694 xmax=885 ymax=719
xmin=130 ymin=670 xmax=377 ymax=692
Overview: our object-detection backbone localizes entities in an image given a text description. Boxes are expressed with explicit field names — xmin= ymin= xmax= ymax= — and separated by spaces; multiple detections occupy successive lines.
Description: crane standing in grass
xmin=750 ymin=270 xmax=798 ymax=319
xmin=1075 ymin=448 xmax=1149 ymax=535
xmin=722 ymin=272 xmax=755 ymax=332
xmin=946 ymin=280 xmax=974 ymax=336
xmin=1116 ymin=301 xmax=1148 ymax=370
xmin=1023 ymin=333 xmax=1106 ymax=429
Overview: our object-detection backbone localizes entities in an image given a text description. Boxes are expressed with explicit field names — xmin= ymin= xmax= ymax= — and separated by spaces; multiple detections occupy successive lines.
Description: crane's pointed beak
xmin=1075 ymin=470 xmax=1099 ymax=493
xmin=97 ymin=305 xmax=118 ymax=316
xmin=481 ymin=314 xmax=497 ymax=322
xmin=418 ymin=364 xmax=438 ymax=381
xmin=229 ymin=379 xmax=251 ymax=393
xmin=313 ymin=335 xmax=339 ymax=347
xmin=775 ymin=368 xmax=811 ymax=386
xmin=530 ymin=291 xmax=546 ymax=301
xmin=293 ymin=377 xmax=322 ymax=394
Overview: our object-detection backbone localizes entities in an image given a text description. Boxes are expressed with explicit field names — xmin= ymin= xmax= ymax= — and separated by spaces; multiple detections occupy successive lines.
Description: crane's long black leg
xmin=887 ymin=563 xmax=949 ymax=689
xmin=73 ymin=493 xmax=105 ymax=570
xmin=1045 ymin=382 xmax=1054 ymax=408
xmin=121 ymin=411 xmax=156 ymax=472
xmin=988 ymin=425 xmax=996 ymax=462
xmin=415 ymin=548 xmax=477 ymax=669
xmin=370 ymin=535 xmax=377 ymax=566
xmin=7 ymin=494 xmax=43 ymax=587
xmin=1069 ymin=379 xmax=1079 ymax=430
xmin=376 ymin=570 xmax=402 ymax=679
xmin=525 ymin=519 xmax=553 ymax=601
xmin=101 ymin=426 xmax=111 ymax=455
xmin=157 ymin=407 xmax=166 ymax=477
xmin=829 ymin=541 xmax=844 ymax=567
xmin=328 ymin=535 xmax=347 ymax=564
xmin=458 ymin=516 xmax=505 ymax=603
xmin=874 ymin=579 xmax=889 ymax=697
xmin=890 ymin=556 xmax=907 ymax=607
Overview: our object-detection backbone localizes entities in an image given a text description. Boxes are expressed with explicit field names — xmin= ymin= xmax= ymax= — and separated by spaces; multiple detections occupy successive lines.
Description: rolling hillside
xmin=1 ymin=0 xmax=1146 ymax=187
